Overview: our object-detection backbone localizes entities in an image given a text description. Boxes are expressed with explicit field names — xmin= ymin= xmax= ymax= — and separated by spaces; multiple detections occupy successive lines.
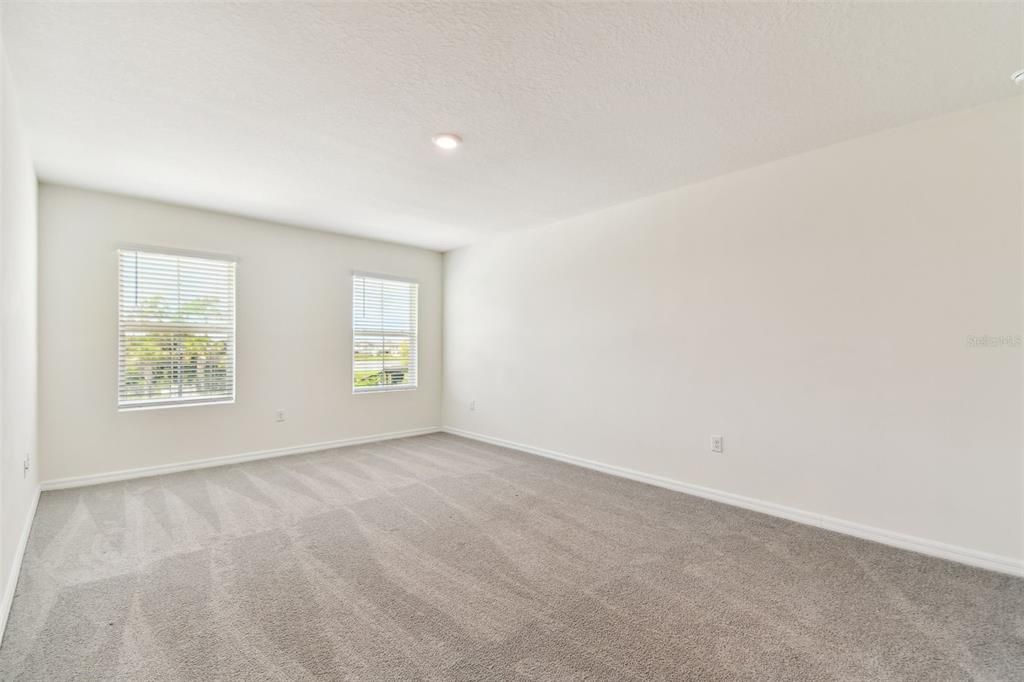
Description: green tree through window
xmin=118 ymin=250 xmax=236 ymax=408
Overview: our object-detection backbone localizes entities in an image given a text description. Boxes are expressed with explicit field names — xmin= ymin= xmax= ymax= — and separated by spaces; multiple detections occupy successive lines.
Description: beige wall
xmin=443 ymin=97 xmax=1023 ymax=564
xmin=1 ymin=18 xmax=39 ymax=633
xmin=39 ymin=185 xmax=442 ymax=481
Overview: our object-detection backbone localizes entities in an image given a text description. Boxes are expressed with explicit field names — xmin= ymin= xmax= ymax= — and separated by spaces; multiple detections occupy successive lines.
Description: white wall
xmin=444 ymin=98 xmax=1023 ymax=566
xmin=0 ymin=15 xmax=40 ymax=636
xmin=39 ymin=185 xmax=442 ymax=482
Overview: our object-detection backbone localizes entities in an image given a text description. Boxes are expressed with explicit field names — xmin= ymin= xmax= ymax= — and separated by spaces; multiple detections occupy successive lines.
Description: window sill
xmin=353 ymin=386 xmax=418 ymax=395
xmin=118 ymin=399 xmax=235 ymax=412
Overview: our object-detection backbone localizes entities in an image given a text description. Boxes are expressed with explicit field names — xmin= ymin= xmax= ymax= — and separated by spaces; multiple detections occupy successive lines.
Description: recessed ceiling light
xmin=1012 ymin=69 xmax=1024 ymax=85
xmin=432 ymin=133 xmax=462 ymax=151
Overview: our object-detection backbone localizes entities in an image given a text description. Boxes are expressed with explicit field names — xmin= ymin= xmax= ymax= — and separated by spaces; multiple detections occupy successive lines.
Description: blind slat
xmin=118 ymin=249 xmax=236 ymax=408
xmin=353 ymin=274 xmax=418 ymax=392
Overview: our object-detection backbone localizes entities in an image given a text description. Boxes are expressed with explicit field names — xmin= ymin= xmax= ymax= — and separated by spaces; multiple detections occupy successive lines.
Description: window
xmin=118 ymin=249 xmax=236 ymax=409
xmin=353 ymin=274 xmax=418 ymax=393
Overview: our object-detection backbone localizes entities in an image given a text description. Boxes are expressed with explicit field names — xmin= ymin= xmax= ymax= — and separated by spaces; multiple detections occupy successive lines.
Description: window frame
xmin=116 ymin=245 xmax=238 ymax=411
xmin=351 ymin=271 xmax=419 ymax=395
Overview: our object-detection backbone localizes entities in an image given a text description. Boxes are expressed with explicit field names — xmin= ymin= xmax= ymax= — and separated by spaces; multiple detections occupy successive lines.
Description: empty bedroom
xmin=0 ymin=1 xmax=1021 ymax=679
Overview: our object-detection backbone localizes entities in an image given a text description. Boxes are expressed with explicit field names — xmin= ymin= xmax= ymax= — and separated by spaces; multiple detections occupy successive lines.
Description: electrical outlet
xmin=275 ymin=410 xmax=286 ymax=422
xmin=469 ymin=400 xmax=476 ymax=412
xmin=710 ymin=435 xmax=724 ymax=454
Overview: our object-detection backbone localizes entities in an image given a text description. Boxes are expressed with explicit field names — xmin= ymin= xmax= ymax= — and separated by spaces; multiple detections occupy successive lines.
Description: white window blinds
xmin=353 ymin=274 xmax=418 ymax=393
xmin=118 ymin=249 xmax=236 ymax=409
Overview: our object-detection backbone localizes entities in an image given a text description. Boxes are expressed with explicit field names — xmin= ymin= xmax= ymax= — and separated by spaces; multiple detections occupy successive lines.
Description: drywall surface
xmin=0 ymin=19 xmax=40 ymax=636
xmin=39 ymin=185 xmax=442 ymax=481
xmin=444 ymin=98 xmax=1024 ymax=563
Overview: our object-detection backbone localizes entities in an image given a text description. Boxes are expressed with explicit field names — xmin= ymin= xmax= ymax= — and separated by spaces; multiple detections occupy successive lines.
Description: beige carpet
xmin=1 ymin=433 xmax=1021 ymax=680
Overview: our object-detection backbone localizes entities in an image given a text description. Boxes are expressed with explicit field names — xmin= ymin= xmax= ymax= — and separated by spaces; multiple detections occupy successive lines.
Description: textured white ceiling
xmin=4 ymin=2 xmax=1022 ymax=251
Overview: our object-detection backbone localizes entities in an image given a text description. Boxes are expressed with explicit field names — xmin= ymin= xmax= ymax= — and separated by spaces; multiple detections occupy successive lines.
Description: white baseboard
xmin=40 ymin=427 xmax=441 ymax=491
xmin=443 ymin=426 xmax=1024 ymax=578
xmin=1 ymin=485 xmax=41 ymax=644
